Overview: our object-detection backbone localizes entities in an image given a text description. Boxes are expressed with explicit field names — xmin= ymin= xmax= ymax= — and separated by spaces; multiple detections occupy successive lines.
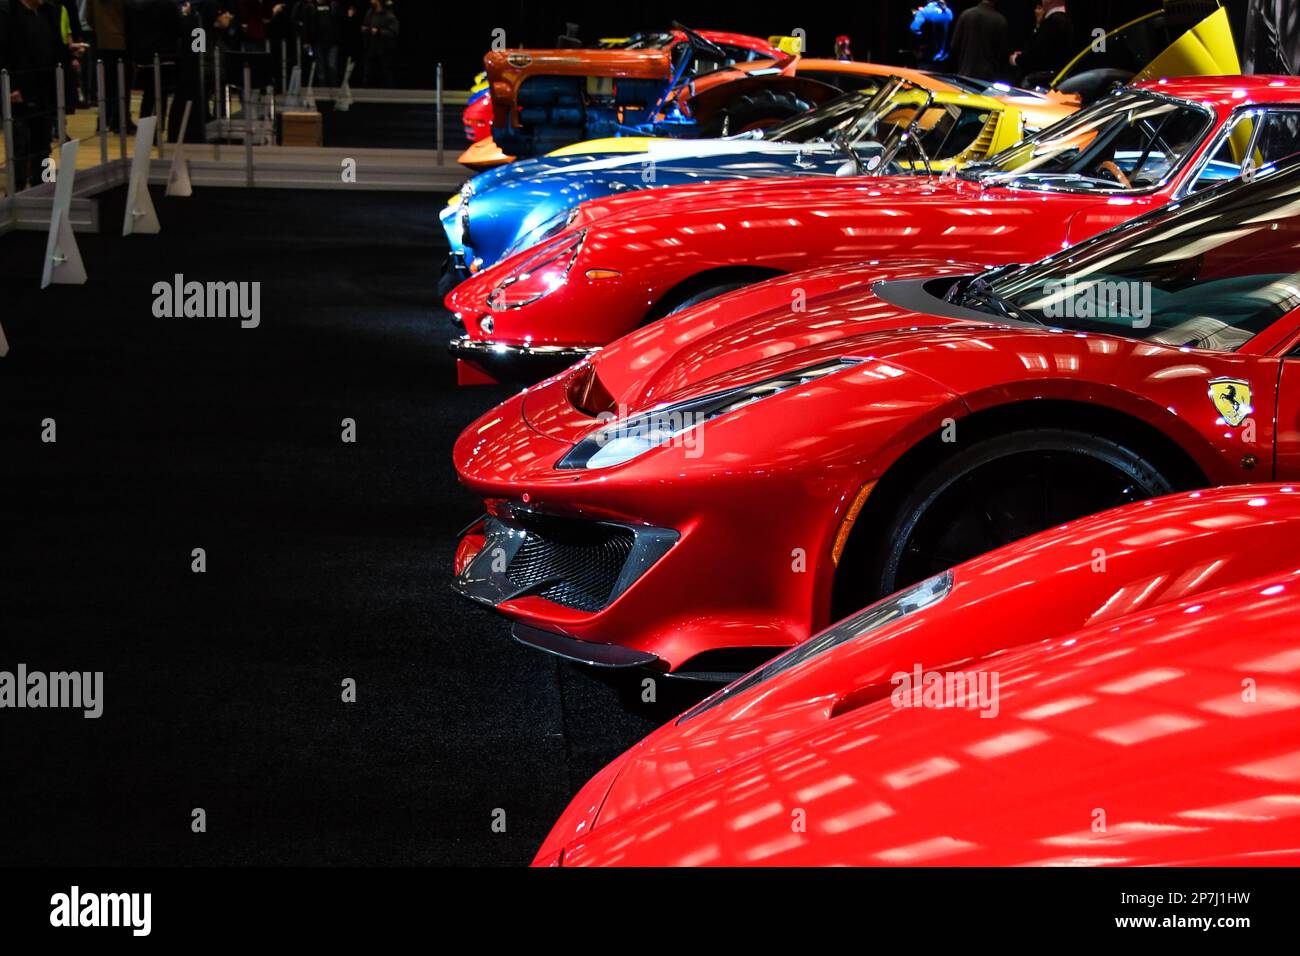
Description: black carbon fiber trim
xmin=505 ymin=514 xmax=636 ymax=612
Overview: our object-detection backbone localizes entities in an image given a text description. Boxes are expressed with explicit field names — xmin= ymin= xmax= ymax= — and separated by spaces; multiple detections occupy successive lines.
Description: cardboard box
xmin=281 ymin=111 xmax=323 ymax=147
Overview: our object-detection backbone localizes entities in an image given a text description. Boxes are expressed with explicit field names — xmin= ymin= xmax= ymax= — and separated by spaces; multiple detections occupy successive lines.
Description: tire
xmin=715 ymin=89 xmax=814 ymax=136
xmin=866 ymin=428 xmax=1176 ymax=599
xmin=662 ymin=280 xmax=753 ymax=317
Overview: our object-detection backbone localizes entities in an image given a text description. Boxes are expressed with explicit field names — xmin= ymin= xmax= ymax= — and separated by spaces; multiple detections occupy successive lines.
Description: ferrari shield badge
xmin=1208 ymin=378 xmax=1253 ymax=427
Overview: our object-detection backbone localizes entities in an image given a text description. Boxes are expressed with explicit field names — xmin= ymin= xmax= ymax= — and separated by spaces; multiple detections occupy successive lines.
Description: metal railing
xmin=3 ymin=40 xmax=466 ymax=206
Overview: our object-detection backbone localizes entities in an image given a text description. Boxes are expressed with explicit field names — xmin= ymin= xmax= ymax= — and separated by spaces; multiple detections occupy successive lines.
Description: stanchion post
xmin=197 ymin=48 xmax=206 ymax=142
xmin=96 ymin=60 xmax=108 ymax=164
xmin=243 ymin=63 xmax=253 ymax=187
xmin=153 ymin=54 xmax=163 ymax=150
xmin=436 ymin=62 xmax=444 ymax=165
xmin=116 ymin=58 xmax=128 ymax=160
xmin=55 ymin=64 xmax=68 ymax=145
xmin=281 ymin=40 xmax=288 ymax=93
xmin=213 ymin=47 xmax=223 ymax=161
xmin=1 ymin=70 xmax=16 ymax=197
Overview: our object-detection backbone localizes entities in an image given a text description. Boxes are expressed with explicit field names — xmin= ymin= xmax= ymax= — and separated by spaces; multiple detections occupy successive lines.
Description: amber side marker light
xmin=832 ymin=481 xmax=877 ymax=566
xmin=585 ymin=269 xmax=622 ymax=280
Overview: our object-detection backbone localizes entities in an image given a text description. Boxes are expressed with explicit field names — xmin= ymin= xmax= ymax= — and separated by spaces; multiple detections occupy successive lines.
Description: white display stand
xmin=166 ymin=102 xmax=194 ymax=198
xmin=335 ymin=60 xmax=355 ymax=112
xmin=40 ymin=138 xmax=88 ymax=289
xmin=122 ymin=115 xmax=160 ymax=237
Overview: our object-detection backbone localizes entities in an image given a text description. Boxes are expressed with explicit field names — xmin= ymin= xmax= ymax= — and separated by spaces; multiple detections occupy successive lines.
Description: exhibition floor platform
xmin=0 ymin=186 xmax=708 ymax=865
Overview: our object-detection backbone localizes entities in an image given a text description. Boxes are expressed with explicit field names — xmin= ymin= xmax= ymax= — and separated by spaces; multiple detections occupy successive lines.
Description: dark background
xmin=0 ymin=184 xmax=710 ymax=866
xmin=389 ymin=0 xmax=1254 ymax=88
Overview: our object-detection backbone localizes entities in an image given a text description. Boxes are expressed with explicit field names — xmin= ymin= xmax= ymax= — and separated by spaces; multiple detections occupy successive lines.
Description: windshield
xmin=763 ymin=78 xmax=994 ymax=172
xmin=762 ymin=80 xmax=906 ymax=143
xmin=981 ymin=166 xmax=1300 ymax=350
xmin=960 ymin=89 xmax=1211 ymax=193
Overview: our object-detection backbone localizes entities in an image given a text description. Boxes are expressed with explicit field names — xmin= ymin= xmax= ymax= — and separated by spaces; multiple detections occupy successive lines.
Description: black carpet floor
xmin=0 ymin=186 xmax=709 ymax=866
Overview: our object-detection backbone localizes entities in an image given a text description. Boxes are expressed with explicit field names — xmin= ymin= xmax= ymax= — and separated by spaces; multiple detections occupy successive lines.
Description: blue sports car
xmin=438 ymin=77 xmax=1033 ymax=292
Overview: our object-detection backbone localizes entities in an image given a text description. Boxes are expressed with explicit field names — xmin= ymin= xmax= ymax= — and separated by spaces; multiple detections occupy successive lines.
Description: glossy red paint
xmin=446 ymin=77 xmax=1300 ymax=354
xmin=537 ymin=485 xmax=1300 ymax=866
xmin=453 ymin=226 xmax=1300 ymax=671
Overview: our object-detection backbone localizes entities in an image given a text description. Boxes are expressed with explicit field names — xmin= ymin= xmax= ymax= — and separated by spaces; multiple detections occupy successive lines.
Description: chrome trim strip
xmin=448 ymin=336 xmax=597 ymax=359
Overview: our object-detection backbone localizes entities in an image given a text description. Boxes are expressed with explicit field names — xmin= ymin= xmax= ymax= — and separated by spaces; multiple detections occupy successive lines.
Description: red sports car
xmin=447 ymin=76 xmax=1300 ymax=384
xmin=534 ymin=484 xmax=1300 ymax=866
xmin=453 ymin=153 xmax=1300 ymax=677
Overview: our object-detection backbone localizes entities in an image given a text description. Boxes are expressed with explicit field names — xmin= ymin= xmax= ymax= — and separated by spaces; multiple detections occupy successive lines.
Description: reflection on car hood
xmin=578 ymin=172 xmax=973 ymax=227
xmin=590 ymin=258 xmax=983 ymax=407
xmin=563 ymin=486 xmax=1300 ymax=862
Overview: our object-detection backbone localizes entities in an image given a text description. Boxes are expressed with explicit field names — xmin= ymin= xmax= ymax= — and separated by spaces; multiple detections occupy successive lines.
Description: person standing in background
xmin=265 ymin=0 xmax=289 ymax=87
xmin=0 ymin=0 xmax=63 ymax=189
xmin=1012 ymin=0 xmax=1075 ymax=86
xmin=338 ymin=2 xmax=361 ymax=78
xmin=128 ymin=0 xmax=176 ymax=128
xmin=360 ymin=0 xmax=395 ymax=88
xmin=833 ymin=34 xmax=852 ymax=61
xmin=54 ymin=0 xmax=87 ymax=110
xmin=910 ymin=1 xmax=954 ymax=66
xmin=950 ymin=0 xmax=1008 ymax=81
xmin=85 ymin=0 xmax=131 ymax=131
xmin=293 ymin=0 xmax=340 ymax=86
xmin=169 ymin=0 xmax=207 ymax=142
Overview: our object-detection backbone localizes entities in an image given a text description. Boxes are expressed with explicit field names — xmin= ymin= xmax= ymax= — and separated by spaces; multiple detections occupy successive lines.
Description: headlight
xmin=677 ymin=570 xmax=955 ymax=724
xmin=486 ymin=230 xmax=585 ymax=311
xmin=556 ymin=359 xmax=861 ymax=471
xmin=502 ymin=207 xmax=581 ymax=260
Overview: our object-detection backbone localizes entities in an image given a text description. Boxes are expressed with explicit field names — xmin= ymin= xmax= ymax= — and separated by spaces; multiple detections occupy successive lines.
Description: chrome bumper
xmin=448 ymin=336 xmax=596 ymax=361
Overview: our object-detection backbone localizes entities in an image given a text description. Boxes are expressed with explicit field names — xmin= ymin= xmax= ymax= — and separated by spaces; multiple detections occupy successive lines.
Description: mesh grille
xmin=505 ymin=515 xmax=636 ymax=612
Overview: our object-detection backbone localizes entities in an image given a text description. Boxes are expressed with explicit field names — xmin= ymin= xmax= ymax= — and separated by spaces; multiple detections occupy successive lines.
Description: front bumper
xmin=449 ymin=336 xmax=595 ymax=385
xmin=452 ymin=507 xmax=679 ymax=668
xmin=451 ymin=390 xmax=852 ymax=671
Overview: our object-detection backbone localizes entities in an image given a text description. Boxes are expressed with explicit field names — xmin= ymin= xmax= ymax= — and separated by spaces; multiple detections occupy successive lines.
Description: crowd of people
xmin=947 ymin=0 xmax=1077 ymax=85
xmin=0 ymin=0 xmax=402 ymax=190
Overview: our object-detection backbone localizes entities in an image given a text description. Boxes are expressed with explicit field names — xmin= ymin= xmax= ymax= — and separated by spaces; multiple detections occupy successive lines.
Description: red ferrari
xmin=453 ymin=152 xmax=1300 ymax=677
xmin=447 ymin=76 xmax=1300 ymax=383
xmin=534 ymin=484 xmax=1300 ymax=866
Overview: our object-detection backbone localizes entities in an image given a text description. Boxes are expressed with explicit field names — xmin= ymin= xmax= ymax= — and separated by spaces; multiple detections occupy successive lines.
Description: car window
xmin=1192 ymin=109 xmax=1300 ymax=193
xmin=968 ymin=90 xmax=1211 ymax=193
xmin=718 ymin=43 xmax=759 ymax=63
xmin=914 ymin=105 xmax=992 ymax=160
xmin=991 ymin=170 xmax=1300 ymax=350
xmin=764 ymin=90 xmax=878 ymax=141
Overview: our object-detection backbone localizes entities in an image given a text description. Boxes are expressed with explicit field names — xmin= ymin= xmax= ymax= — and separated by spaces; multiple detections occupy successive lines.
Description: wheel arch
xmin=829 ymin=397 xmax=1213 ymax=620
xmin=644 ymin=266 xmax=787 ymax=323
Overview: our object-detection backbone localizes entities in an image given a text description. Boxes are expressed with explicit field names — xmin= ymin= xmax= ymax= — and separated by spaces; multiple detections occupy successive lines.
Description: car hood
xmin=528 ymin=137 xmax=843 ymax=175
xmin=474 ymin=138 xmax=854 ymax=199
xmin=521 ymin=258 xmax=986 ymax=443
xmin=541 ymin=485 xmax=1300 ymax=863
xmin=593 ymin=258 xmax=987 ymax=408
xmin=577 ymin=172 xmax=976 ymax=229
